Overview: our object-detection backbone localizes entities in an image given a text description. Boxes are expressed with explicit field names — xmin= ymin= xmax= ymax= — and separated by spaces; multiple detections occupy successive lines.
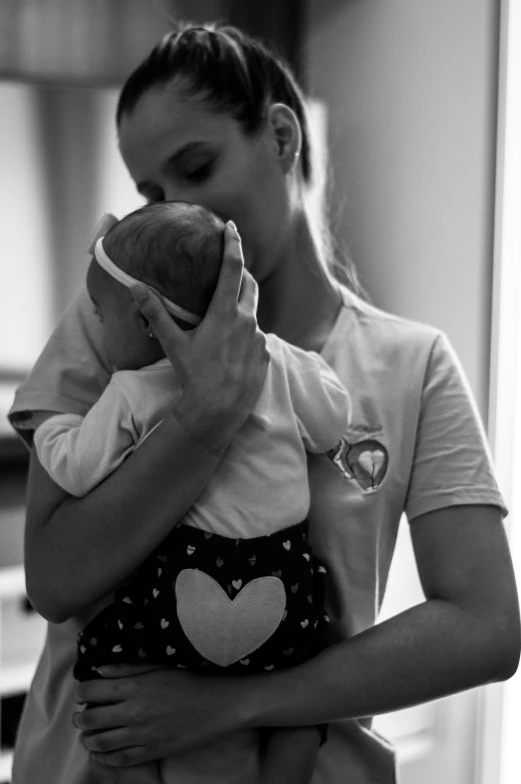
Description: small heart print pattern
xmin=160 ymin=618 xmax=169 ymax=629
xmin=90 ymin=638 xmax=98 ymax=646
xmin=301 ymin=619 xmax=309 ymax=628
xmin=112 ymin=645 xmax=122 ymax=653
xmin=134 ymin=622 xmax=144 ymax=630
xmin=249 ymin=556 xmax=257 ymax=566
xmin=271 ymin=570 xmax=282 ymax=578
xmin=203 ymin=531 xmax=213 ymax=539
xmin=117 ymin=620 xmax=123 ymax=630
xmin=232 ymin=579 xmax=242 ymax=590
xmin=216 ymin=557 xmax=224 ymax=567
xmin=153 ymin=588 xmax=160 ymax=598
xmin=157 ymin=554 xmax=167 ymax=562
xmin=283 ymin=648 xmax=294 ymax=656
xmin=282 ymin=540 xmax=291 ymax=550
xmin=138 ymin=648 xmax=146 ymax=658
xmin=290 ymin=583 xmax=299 ymax=594
xmin=187 ymin=545 xmax=196 ymax=555
xmin=158 ymin=567 xmax=162 ymax=577
xmin=265 ymin=665 xmax=275 ymax=671
xmin=302 ymin=553 xmax=310 ymax=561
xmin=317 ymin=565 xmax=326 ymax=574
xmin=307 ymin=595 xmax=313 ymax=603
xmin=240 ymin=659 xmax=250 ymax=665
xmin=80 ymin=645 xmax=86 ymax=654
xmin=166 ymin=646 xmax=176 ymax=655
xmin=122 ymin=596 xmax=132 ymax=604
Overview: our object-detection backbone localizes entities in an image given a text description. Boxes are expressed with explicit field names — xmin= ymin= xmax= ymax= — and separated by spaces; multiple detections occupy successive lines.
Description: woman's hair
xmin=117 ymin=22 xmax=370 ymax=301
xmin=103 ymin=201 xmax=224 ymax=318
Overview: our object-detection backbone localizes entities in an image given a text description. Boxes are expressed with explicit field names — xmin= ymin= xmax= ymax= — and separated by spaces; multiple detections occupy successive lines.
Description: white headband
xmin=87 ymin=213 xmax=202 ymax=327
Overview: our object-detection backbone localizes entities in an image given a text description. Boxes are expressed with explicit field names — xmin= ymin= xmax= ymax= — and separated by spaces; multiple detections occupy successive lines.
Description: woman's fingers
xmin=237 ymin=267 xmax=259 ymax=316
xmin=128 ymin=281 xmax=184 ymax=348
xmin=94 ymin=663 xmax=166 ymax=679
xmin=207 ymin=222 xmax=245 ymax=316
xmin=72 ymin=703 xmax=124 ymax=732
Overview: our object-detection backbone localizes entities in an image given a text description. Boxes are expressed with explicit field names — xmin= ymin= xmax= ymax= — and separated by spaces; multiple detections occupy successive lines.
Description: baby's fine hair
xmin=103 ymin=201 xmax=225 ymax=318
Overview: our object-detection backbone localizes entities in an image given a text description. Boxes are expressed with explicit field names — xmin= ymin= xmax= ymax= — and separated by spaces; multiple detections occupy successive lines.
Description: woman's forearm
xmin=26 ymin=412 xmax=223 ymax=622
xmin=236 ymin=599 xmax=517 ymax=732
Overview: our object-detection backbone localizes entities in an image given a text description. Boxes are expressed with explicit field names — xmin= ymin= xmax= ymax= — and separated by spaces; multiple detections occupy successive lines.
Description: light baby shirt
xmin=9 ymin=285 xmax=508 ymax=784
xmin=33 ymin=334 xmax=351 ymax=537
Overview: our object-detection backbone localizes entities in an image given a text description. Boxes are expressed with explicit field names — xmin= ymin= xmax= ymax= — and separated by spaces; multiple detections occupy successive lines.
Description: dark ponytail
xmin=117 ymin=22 xmax=370 ymax=302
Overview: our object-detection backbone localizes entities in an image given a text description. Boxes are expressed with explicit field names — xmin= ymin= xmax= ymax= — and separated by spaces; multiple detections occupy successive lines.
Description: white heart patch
xmin=175 ymin=569 xmax=286 ymax=667
xmin=358 ymin=449 xmax=385 ymax=476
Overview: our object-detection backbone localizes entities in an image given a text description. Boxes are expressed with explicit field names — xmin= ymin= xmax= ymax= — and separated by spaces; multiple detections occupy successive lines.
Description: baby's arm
xmin=33 ymin=380 xmax=138 ymax=497
xmin=282 ymin=343 xmax=351 ymax=453
xmin=261 ymin=726 xmax=322 ymax=784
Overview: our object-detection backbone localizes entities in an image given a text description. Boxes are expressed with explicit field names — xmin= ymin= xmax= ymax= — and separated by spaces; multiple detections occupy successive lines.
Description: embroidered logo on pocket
xmin=327 ymin=437 xmax=388 ymax=491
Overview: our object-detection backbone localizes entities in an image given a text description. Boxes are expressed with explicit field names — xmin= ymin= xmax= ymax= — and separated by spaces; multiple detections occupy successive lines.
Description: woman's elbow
xmin=495 ymin=622 xmax=521 ymax=680
xmin=25 ymin=568 xmax=71 ymax=624
xmin=485 ymin=601 xmax=521 ymax=681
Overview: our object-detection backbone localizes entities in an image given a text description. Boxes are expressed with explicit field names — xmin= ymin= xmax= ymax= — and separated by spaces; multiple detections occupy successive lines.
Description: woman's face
xmin=118 ymin=85 xmax=296 ymax=283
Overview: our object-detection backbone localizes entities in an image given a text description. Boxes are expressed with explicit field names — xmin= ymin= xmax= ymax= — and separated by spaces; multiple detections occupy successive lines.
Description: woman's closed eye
xmin=182 ymin=160 xmax=215 ymax=183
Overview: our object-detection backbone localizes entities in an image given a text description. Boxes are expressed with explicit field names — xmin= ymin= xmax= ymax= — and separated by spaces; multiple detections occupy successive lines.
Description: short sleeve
xmin=8 ymin=286 xmax=111 ymax=447
xmin=33 ymin=380 xmax=137 ymax=497
xmin=404 ymin=332 xmax=508 ymax=522
xmin=280 ymin=342 xmax=351 ymax=453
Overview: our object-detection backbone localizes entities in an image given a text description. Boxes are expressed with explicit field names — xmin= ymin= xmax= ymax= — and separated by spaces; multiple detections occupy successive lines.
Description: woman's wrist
xmin=172 ymin=396 xmax=249 ymax=456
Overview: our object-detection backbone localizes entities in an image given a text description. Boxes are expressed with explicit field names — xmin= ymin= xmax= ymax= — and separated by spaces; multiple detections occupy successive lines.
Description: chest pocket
xmin=327 ymin=433 xmax=388 ymax=491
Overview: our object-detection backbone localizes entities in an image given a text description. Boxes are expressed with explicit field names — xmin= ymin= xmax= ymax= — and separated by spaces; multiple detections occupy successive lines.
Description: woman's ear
xmin=267 ymin=103 xmax=302 ymax=174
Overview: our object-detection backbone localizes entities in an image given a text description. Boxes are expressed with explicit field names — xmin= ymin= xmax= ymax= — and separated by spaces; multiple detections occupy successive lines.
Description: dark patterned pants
xmin=74 ymin=520 xmax=330 ymax=746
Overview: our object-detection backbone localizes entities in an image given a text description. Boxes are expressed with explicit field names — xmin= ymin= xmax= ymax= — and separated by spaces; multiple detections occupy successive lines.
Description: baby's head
xmin=86 ymin=201 xmax=225 ymax=370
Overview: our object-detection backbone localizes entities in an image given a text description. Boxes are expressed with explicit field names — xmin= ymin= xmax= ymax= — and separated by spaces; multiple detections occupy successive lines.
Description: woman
xmin=11 ymin=23 xmax=520 ymax=784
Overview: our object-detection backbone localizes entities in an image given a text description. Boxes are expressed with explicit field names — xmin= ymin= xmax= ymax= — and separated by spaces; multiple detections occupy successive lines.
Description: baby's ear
xmin=134 ymin=308 xmax=152 ymax=335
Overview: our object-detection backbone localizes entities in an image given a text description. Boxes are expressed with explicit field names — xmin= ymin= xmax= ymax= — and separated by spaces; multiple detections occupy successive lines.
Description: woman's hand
xmin=128 ymin=222 xmax=269 ymax=454
xmin=72 ymin=664 xmax=248 ymax=766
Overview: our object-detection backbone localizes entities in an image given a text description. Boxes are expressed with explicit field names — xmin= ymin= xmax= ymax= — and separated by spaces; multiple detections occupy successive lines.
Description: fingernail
xmin=129 ymin=284 xmax=144 ymax=302
xmin=227 ymin=220 xmax=237 ymax=231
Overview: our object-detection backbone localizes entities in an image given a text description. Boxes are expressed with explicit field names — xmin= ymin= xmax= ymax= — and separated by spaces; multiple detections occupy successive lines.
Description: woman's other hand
xmin=72 ymin=665 xmax=248 ymax=766
xmin=128 ymin=222 xmax=269 ymax=454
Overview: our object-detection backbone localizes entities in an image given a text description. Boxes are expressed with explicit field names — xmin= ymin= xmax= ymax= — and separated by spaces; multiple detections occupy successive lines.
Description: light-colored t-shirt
xmin=33 ymin=336 xmax=350 ymax=537
xmin=9 ymin=285 xmax=507 ymax=784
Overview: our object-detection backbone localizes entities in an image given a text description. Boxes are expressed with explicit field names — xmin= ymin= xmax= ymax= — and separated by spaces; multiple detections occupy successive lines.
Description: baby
xmin=34 ymin=201 xmax=351 ymax=784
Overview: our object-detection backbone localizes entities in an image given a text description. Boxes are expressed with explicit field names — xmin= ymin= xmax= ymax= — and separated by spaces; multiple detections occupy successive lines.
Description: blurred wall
xmin=304 ymin=0 xmax=500 ymax=419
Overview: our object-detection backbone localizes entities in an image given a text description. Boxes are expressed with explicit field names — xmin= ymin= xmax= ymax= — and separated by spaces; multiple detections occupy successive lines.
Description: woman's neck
xmin=256 ymin=213 xmax=343 ymax=353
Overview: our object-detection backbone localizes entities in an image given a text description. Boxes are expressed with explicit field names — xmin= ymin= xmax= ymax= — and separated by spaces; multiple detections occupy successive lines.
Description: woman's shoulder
xmin=323 ymin=286 xmax=458 ymax=407
xmin=337 ymin=286 xmax=444 ymax=360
